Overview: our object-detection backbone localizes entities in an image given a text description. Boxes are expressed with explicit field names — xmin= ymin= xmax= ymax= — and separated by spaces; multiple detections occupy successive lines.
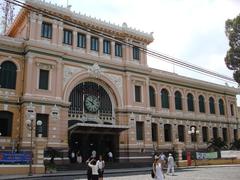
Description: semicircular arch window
xmin=68 ymin=82 xmax=112 ymax=116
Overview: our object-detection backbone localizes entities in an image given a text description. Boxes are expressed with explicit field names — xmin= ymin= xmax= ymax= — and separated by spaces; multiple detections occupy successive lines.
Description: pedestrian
xmin=97 ymin=155 xmax=105 ymax=180
xmin=159 ymin=152 xmax=166 ymax=167
xmin=167 ymin=153 xmax=175 ymax=176
xmin=152 ymin=155 xmax=164 ymax=180
xmin=86 ymin=157 xmax=93 ymax=180
xmin=88 ymin=158 xmax=99 ymax=180
xmin=77 ymin=152 xmax=82 ymax=164
xmin=107 ymin=151 xmax=113 ymax=162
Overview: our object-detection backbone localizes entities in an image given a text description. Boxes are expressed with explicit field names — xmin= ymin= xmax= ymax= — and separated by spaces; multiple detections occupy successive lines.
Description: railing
xmin=68 ymin=112 xmax=115 ymax=124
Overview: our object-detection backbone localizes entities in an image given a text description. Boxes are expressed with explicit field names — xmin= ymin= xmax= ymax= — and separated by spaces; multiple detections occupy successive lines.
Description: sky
xmin=48 ymin=0 xmax=240 ymax=104
xmin=46 ymin=0 xmax=239 ymax=77
xmin=7 ymin=0 xmax=240 ymax=103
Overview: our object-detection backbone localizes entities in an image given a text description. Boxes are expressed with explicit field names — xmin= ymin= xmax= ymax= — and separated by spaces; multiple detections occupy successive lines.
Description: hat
xmin=154 ymin=155 xmax=159 ymax=160
xmin=169 ymin=153 xmax=172 ymax=156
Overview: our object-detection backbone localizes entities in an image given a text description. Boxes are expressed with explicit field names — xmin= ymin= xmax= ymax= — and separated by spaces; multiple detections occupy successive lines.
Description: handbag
xmin=151 ymin=169 xmax=155 ymax=178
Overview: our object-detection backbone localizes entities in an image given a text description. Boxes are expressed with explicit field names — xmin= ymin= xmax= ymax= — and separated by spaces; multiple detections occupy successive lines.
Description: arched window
xmin=0 ymin=61 xmax=17 ymax=89
xmin=209 ymin=97 xmax=215 ymax=114
xmin=199 ymin=95 xmax=205 ymax=113
xmin=219 ymin=99 xmax=225 ymax=115
xmin=149 ymin=86 xmax=156 ymax=107
xmin=175 ymin=91 xmax=182 ymax=110
xmin=0 ymin=111 xmax=13 ymax=136
xmin=187 ymin=93 xmax=194 ymax=111
xmin=161 ymin=89 xmax=169 ymax=108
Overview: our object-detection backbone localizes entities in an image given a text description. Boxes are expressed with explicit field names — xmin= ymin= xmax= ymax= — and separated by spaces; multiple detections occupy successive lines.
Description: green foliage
xmin=44 ymin=147 xmax=62 ymax=164
xmin=230 ymin=139 xmax=240 ymax=150
xmin=207 ymin=137 xmax=228 ymax=151
xmin=225 ymin=14 xmax=240 ymax=84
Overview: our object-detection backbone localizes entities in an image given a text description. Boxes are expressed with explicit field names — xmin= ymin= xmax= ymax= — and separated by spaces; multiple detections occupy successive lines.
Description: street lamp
xmin=26 ymin=114 xmax=35 ymax=176
xmin=188 ymin=126 xmax=199 ymax=166
xmin=36 ymin=120 xmax=43 ymax=138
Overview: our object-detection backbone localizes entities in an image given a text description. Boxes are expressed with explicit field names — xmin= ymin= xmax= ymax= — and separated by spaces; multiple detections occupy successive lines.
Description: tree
xmin=207 ymin=137 xmax=228 ymax=151
xmin=0 ymin=0 xmax=15 ymax=34
xmin=230 ymin=139 xmax=240 ymax=150
xmin=225 ymin=14 xmax=240 ymax=84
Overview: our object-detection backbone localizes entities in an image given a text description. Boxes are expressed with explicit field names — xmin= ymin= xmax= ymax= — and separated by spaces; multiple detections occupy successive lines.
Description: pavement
xmin=0 ymin=164 xmax=240 ymax=180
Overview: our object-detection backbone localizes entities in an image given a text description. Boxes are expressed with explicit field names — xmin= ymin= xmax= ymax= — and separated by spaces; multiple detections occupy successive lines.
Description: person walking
xmin=167 ymin=153 xmax=175 ymax=176
xmin=88 ymin=158 xmax=99 ymax=180
xmin=97 ymin=155 xmax=105 ymax=180
xmin=152 ymin=155 xmax=164 ymax=180
xmin=107 ymin=151 xmax=113 ymax=162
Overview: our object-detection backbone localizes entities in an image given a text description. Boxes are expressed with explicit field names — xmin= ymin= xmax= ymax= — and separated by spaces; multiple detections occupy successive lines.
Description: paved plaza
xmin=77 ymin=166 xmax=240 ymax=180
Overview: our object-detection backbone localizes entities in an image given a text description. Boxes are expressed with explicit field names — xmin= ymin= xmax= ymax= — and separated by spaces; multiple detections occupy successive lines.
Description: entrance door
xmin=69 ymin=132 xmax=117 ymax=162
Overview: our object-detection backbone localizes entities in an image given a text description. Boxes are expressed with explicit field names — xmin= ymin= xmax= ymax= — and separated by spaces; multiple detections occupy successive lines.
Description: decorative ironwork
xmin=68 ymin=82 xmax=113 ymax=124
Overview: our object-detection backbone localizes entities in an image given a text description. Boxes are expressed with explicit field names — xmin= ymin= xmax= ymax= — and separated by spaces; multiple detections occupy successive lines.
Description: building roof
xmin=8 ymin=0 xmax=154 ymax=44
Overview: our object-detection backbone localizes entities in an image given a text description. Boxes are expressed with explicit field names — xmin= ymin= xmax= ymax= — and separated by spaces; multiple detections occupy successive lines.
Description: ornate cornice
xmin=24 ymin=0 xmax=153 ymax=43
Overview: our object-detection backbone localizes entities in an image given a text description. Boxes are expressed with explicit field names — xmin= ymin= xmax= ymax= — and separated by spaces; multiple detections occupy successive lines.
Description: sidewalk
xmin=0 ymin=164 xmax=240 ymax=180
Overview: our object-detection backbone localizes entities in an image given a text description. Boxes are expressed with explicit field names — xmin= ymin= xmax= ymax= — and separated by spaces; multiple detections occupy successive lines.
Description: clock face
xmin=84 ymin=95 xmax=100 ymax=113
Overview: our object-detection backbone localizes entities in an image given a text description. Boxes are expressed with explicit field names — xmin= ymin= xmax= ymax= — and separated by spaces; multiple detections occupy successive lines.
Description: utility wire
xmin=5 ymin=0 xmax=236 ymax=83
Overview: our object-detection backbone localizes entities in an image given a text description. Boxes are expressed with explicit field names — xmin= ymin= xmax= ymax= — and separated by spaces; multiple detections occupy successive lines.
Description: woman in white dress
xmin=153 ymin=156 xmax=164 ymax=180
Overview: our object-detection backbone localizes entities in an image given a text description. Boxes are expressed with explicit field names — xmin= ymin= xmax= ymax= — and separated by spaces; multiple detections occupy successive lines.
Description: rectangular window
xmin=135 ymin=85 xmax=141 ymax=102
xmin=178 ymin=125 xmax=185 ymax=142
xmin=103 ymin=39 xmax=111 ymax=54
xmin=39 ymin=69 xmax=49 ymax=90
xmin=63 ymin=29 xmax=73 ymax=45
xmin=151 ymin=123 xmax=158 ymax=142
xmin=77 ymin=33 xmax=86 ymax=48
xmin=230 ymin=104 xmax=234 ymax=116
xmin=136 ymin=121 xmax=144 ymax=141
xmin=35 ymin=114 xmax=48 ymax=137
xmin=213 ymin=127 xmax=218 ymax=139
xmin=234 ymin=129 xmax=238 ymax=140
xmin=164 ymin=124 xmax=172 ymax=142
xmin=115 ymin=43 xmax=122 ymax=57
xmin=202 ymin=126 xmax=208 ymax=142
xmin=222 ymin=128 xmax=228 ymax=142
xmin=41 ymin=22 xmax=52 ymax=39
xmin=91 ymin=37 xmax=99 ymax=51
xmin=133 ymin=46 xmax=140 ymax=60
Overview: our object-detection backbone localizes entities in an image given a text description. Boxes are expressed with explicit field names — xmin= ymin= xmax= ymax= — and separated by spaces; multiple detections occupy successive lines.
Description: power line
xmin=5 ymin=0 xmax=236 ymax=83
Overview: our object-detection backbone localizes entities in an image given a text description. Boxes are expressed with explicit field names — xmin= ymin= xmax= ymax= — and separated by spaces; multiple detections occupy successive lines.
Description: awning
xmin=68 ymin=123 xmax=129 ymax=134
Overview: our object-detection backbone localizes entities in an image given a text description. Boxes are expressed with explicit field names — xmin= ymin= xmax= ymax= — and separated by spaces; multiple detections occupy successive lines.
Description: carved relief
xmin=88 ymin=63 xmax=103 ymax=78
xmin=105 ymin=73 xmax=123 ymax=100
xmin=36 ymin=62 xmax=55 ymax=70
xmin=63 ymin=65 xmax=83 ymax=86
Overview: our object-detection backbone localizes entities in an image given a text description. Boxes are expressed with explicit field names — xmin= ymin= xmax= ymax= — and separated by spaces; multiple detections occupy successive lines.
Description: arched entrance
xmin=67 ymin=81 xmax=127 ymax=162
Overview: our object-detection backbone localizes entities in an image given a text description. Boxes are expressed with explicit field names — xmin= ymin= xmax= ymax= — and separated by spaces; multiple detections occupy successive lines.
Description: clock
xmin=84 ymin=95 xmax=100 ymax=113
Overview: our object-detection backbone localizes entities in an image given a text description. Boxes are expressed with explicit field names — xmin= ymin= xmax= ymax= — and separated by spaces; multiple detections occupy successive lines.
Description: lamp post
xmin=36 ymin=120 xmax=43 ymax=138
xmin=188 ymin=126 xmax=199 ymax=166
xmin=26 ymin=114 xmax=35 ymax=176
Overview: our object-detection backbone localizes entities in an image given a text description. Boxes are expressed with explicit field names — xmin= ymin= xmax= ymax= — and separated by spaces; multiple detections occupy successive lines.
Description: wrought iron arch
xmin=68 ymin=81 xmax=114 ymax=124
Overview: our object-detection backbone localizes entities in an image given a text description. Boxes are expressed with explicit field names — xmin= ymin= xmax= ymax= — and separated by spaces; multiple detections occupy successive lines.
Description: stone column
xmin=73 ymin=29 xmax=78 ymax=49
xmin=58 ymin=22 xmax=63 ymax=45
xmin=86 ymin=34 xmax=91 ymax=54
xmin=36 ymin=14 xmax=42 ymax=41
xmin=29 ymin=12 xmax=37 ymax=40
xmin=52 ymin=20 xmax=58 ymax=45
xmin=146 ymin=77 xmax=150 ymax=108
xmin=24 ymin=55 xmax=34 ymax=94
xmin=111 ymin=41 xmax=115 ymax=59
xmin=99 ymin=37 xmax=103 ymax=57
xmin=55 ymin=60 xmax=63 ymax=99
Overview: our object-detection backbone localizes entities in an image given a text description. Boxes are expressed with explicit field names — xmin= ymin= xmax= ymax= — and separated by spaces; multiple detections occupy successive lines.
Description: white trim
xmin=68 ymin=122 xmax=129 ymax=131
xmin=117 ymin=156 xmax=152 ymax=160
